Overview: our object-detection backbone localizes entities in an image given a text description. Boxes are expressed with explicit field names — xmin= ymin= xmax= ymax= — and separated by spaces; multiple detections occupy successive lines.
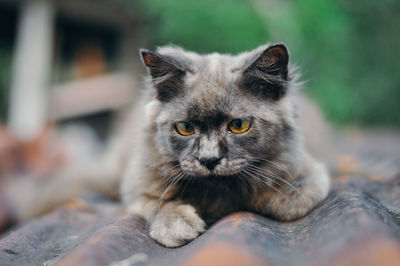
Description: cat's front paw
xmin=150 ymin=202 xmax=205 ymax=247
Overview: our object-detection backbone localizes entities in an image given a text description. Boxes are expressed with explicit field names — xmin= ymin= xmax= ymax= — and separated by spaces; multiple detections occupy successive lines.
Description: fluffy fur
xmin=119 ymin=43 xmax=330 ymax=247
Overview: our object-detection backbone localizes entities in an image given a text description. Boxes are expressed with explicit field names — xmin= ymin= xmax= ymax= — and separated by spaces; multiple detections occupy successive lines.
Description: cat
xmin=2 ymin=43 xmax=330 ymax=248
xmin=119 ymin=43 xmax=330 ymax=247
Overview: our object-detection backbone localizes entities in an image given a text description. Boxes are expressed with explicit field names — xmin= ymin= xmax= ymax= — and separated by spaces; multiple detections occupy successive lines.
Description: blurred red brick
xmin=182 ymin=243 xmax=266 ymax=266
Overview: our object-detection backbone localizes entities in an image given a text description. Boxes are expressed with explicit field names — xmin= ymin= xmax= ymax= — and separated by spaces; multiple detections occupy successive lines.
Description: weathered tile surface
xmin=0 ymin=175 xmax=399 ymax=266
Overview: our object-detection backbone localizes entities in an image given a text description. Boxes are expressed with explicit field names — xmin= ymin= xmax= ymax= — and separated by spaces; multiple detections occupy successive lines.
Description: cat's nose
xmin=199 ymin=157 xmax=221 ymax=171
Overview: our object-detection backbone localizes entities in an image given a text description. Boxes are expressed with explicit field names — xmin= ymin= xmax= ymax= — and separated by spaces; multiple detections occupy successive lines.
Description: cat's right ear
xmin=240 ymin=44 xmax=289 ymax=101
xmin=140 ymin=49 xmax=185 ymax=102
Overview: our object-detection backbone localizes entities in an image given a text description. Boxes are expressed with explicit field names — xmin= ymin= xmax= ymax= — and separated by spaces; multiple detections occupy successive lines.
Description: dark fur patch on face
xmin=235 ymin=135 xmax=259 ymax=148
xmin=192 ymin=137 xmax=201 ymax=151
xmin=169 ymin=136 xmax=189 ymax=153
xmin=219 ymin=138 xmax=228 ymax=154
xmin=186 ymin=103 xmax=229 ymax=132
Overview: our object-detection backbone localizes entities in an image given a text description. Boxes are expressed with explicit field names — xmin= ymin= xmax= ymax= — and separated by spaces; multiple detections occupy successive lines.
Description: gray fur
xmin=120 ymin=43 xmax=330 ymax=247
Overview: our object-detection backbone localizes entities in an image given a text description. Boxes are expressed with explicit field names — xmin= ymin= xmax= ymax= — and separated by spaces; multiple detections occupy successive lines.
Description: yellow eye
xmin=175 ymin=122 xmax=195 ymax=136
xmin=228 ymin=119 xmax=251 ymax=134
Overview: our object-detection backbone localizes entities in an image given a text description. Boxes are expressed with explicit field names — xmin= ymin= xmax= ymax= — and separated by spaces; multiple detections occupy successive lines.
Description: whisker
xmin=122 ymin=164 xmax=181 ymax=198
xmin=178 ymin=172 xmax=192 ymax=198
xmin=243 ymin=168 xmax=276 ymax=189
xmin=242 ymin=169 xmax=288 ymax=200
xmin=246 ymin=166 xmax=283 ymax=188
xmin=248 ymin=164 xmax=298 ymax=193
xmin=237 ymin=172 xmax=253 ymax=193
xmin=253 ymin=157 xmax=294 ymax=181
xmin=158 ymin=167 xmax=182 ymax=193
xmin=157 ymin=171 xmax=185 ymax=212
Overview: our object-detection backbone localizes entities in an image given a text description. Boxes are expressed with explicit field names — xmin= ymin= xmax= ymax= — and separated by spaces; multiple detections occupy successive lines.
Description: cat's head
xmin=140 ymin=43 xmax=299 ymax=177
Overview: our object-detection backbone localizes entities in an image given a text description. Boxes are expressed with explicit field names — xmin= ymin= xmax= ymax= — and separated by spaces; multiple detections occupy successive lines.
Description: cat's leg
xmin=253 ymin=159 xmax=330 ymax=221
xmin=127 ymin=198 xmax=205 ymax=247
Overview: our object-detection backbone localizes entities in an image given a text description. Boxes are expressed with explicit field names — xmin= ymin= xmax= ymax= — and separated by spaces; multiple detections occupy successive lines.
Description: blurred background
xmin=1 ymin=0 xmax=400 ymax=133
xmin=0 ymin=0 xmax=399 ymax=229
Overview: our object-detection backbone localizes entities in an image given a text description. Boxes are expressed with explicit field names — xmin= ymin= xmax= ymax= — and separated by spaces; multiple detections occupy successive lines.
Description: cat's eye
xmin=228 ymin=119 xmax=251 ymax=134
xmin=175 ymin=122 xmax=195 ymax=136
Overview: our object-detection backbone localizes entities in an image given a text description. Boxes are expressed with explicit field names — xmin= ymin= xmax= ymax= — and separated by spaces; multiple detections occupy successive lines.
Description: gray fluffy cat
xmin=3 ymin=43 xmax=330 ymax=247
xmin=120 ymin=43 xmax=331 ymax=247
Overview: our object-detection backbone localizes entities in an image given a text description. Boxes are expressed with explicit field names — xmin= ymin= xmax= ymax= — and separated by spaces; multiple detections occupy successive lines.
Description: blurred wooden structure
xmin=50 ymin=73 xmax=136 ymax=121
xmin=0 ymin=0 xmax=146 ymax=140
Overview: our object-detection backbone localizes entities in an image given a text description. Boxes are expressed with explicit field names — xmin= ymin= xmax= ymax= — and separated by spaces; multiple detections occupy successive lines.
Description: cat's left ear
xmin=241 ymin=44 xmax=289 ymax=100
xmin=140 ymin=49 xmax=186 ymax=102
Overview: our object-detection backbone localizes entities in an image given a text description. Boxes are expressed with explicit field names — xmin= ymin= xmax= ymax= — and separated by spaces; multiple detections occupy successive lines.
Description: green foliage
xmin=136 ymin=0 xmax=267 ymax=54
xmin=341 ymin=0 xmax=400 ymax=125
xmin=135 ymin=0 xmax=400 ymax=126
xmin=0 ymin=43 xmax=11 ymax=122
xmin=1 ymin=0 xmax=398 ymax=126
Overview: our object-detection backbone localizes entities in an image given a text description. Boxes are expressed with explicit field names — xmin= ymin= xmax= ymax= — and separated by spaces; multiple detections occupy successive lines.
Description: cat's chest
xmin=175 ymin=177 xmax=251 ymax=223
